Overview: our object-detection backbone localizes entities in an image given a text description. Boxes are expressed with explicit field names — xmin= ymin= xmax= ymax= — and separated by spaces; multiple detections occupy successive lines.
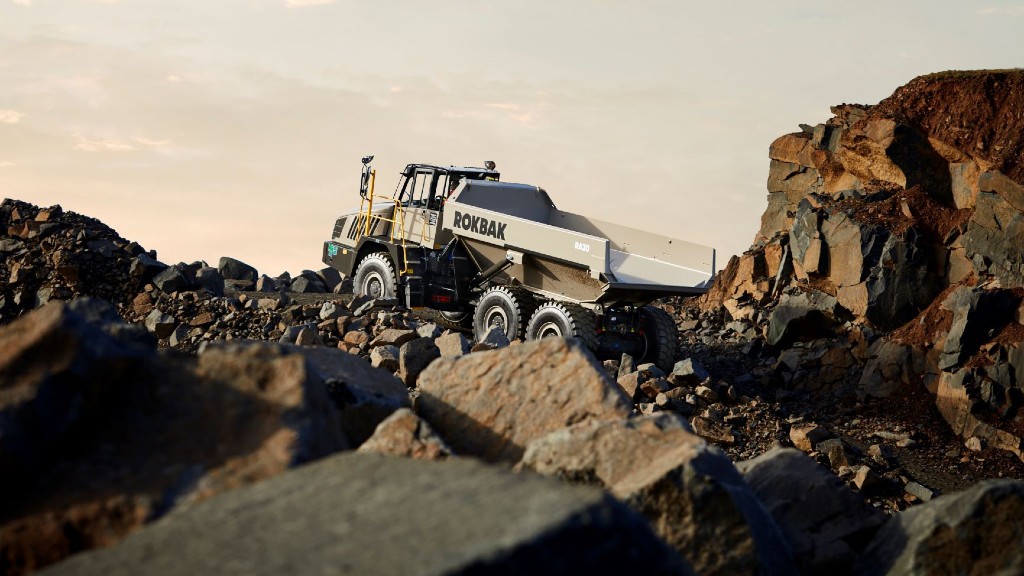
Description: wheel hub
xmin=485 ymin=306 xmax=508 ymax=331
xmin=362 ymin=272 xmax=383 ymax=298
xmin=536 ymin=321 xmax=563 ymax=339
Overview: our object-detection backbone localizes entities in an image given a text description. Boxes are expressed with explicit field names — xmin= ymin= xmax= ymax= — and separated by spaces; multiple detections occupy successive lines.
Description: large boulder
xmin=736 ymin=447 xmax=886 ymax=575
xmin=520 ymin=414 xmax=796 ymax=576
xmin=0 ymin=300 xmax=150 ymax=485
xmin=41 ymin=452 xmax=693 ymax=576
xmin=0 ymin=305 xmax=350 ymax=575
xmin=862 ymin=479 xmax=1024 ymax=575
xmin=416 ymin=338 xmax=632 ymax=463
xmin=192 ymin=266 xmax=225 ymax=297
xmin=299 ymin=347 xmax=410 ymax=446
xmin=151 ymin=265 xmax=188 ymax=294
xmin=216 ymin=256 xmax=258 ymax=283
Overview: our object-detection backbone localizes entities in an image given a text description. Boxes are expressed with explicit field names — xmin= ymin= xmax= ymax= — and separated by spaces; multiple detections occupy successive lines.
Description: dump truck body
xmin=444 ymin=180 xmax=714 ymax=306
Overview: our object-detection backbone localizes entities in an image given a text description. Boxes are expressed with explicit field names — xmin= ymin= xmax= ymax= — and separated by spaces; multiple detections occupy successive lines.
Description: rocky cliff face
xmin=702 ymin=69 xmax=1024 ymax=460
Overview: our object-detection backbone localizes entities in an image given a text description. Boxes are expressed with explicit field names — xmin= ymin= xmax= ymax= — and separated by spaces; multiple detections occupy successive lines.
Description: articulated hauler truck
xmin=322 ymin=156 xmax=715 ymax=372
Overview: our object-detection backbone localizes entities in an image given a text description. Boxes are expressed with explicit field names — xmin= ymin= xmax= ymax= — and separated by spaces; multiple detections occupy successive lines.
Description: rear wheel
xmin=438 ymin=309 xmax=473 ymax=331
xmin=525 ymin=301 xmax=597 ymax=351
xmin=353 ymin=252 xmax=397 ymax=299
xmin=473 ymin=285 xmax=535 ymax=342
xmin=639 ymin=305 xmax=678 ymax=373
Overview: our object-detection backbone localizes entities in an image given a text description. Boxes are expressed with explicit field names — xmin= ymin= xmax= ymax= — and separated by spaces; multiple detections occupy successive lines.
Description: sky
xmin=2 ymin=0 xmax=1023 ymax=276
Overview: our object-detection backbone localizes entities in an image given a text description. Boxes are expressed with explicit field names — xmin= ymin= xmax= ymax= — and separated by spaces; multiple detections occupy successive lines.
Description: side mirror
xmin=359 ymin=159 xmax=372 ymax=198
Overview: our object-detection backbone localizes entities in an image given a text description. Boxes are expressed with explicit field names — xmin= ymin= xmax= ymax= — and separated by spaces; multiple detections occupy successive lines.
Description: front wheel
xmin=639 ymin=305 xmax=678 ymax=373
xmin=524 ymin=301 xmax=597 ymax=350
xmin=353 ymin=252 xmax=397 ymax=299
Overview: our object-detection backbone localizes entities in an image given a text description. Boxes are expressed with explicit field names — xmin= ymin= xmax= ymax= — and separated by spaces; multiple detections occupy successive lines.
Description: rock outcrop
xmin=699 ymin=70 xmax=1024 ymax=460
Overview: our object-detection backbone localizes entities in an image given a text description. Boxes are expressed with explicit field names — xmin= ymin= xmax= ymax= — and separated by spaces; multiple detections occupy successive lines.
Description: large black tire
xmin=438 ymin=309 xmax=473 ymax=331
xmin=472 ymin=285 xmax=535 ymax=342
xmin=639 ymin=305 xmax=678 ymax=373
xmin=525 ymin=301 xmax=597 ymax=351
xmin=353 ymin=252 xmax=398 ymax=299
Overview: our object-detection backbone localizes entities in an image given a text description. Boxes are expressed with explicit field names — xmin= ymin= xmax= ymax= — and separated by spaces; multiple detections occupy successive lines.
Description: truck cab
xmin=391 ymin=163 xmax=499 ymax=249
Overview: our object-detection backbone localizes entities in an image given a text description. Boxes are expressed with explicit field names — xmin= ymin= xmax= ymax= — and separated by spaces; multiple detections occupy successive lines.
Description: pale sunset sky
xmin=2 ymin=1 xmax=1023 ymax=275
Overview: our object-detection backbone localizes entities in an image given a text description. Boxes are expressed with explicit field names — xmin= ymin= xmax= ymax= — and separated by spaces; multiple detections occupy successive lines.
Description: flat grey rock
xmin=42 ymin=452 xmax=693 ymax=576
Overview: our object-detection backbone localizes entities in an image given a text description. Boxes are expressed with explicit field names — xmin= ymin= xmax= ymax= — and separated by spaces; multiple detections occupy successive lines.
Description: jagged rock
xmin=818 ymin=209 xmax=934 ymax=329
xmin=670 ymin=358 xmax=710 ymax=386
xmin=129 ymin=253 xmax=166 ymax=281
xmin=369 ymin=344 xmax=400 ymax=372
xmin=290 ymin=275 xmax=326 ymax=294
xmin=357 ymin=408 xmax=452 ymax=460
xmin=767 ymin=289 xmax=841 ymax=346
xmin=690 ymin=416 xmax=736 ymax=445
xmin=315 ymin=267 xmax=343 ymax=292
xmin=471 ymin=324 xmax=510 ymax=351
xmin=370 ymin=328 xmax=417 ymax=348
xmin=278 ymin=322 xmax=315 ymax=344
xmin=254 ymin=274 xmax=278 ymax=292
xmin=318 ymin=301 xmax=344 ymax=321
xmin=737 ymin=447 xmax=885 ymax=576
xmin=904 ymin=481 xmax=935 ymax=502
xmin=42 ymin=452 xmax=692 ymax=576
xmin=934 ymin=368 xmax=1024 ymax=460
xmin=417 ymin=338 xmax=632 ymax=464
xmin=193 ymin=266 xmax=225 ymax=297
xmin=397 ymin=337 xmax=441 ymax=386
xmin=152 ymin=266 xmax=188 ymax=294
xmin=862 ymin=479 xmax=1024 ymax=575
xmin=520 ymin=413 xmax=795 ymax=575
xmin=217 ymin=256 xmax=258 ymax=283
xmin=939 ymin=286 xmax=1016 ymax=371
xmin=300 ymin=347 xmax=410 ymax=446
xmin=416 ymin=322 xmax=441 ymax=339
xmin=168 ymin=325 xmax=189 ymax=347
xmin=0 ymin=317 xmax=348 ymax=574
xmin=963 ymin=175 xmax=1024 ymax=286
xmin=435 ymin=330 xmax=470 ymax=357
xmin=789 ymin=423 xmax=832 ymax=453
xmin=294 ymin=327 xmax=323 ymax=347
xmin=0 ymin=301 xmax=150 ymax=485
xmin=144 ymin=309 xmax=177 ymax=339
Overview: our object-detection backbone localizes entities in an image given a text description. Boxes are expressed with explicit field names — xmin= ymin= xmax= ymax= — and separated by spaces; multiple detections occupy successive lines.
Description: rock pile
xmin=0 ymin=200 xmax=153 ymax=323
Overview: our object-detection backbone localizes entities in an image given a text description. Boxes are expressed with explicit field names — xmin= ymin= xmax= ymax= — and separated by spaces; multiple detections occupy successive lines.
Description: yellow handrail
xmin=354 ymin=169 xmax=412 ymax=276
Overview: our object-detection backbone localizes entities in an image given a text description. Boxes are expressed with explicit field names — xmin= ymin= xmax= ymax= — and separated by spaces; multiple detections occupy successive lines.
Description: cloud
xmin=485 ymin=102 xmax=536 ymax=125
xmin=0 ymin=161 xmax=16 ymax=168
xmin=10 ymin=0 xmax=31 ymax=6
xmin=284 ymin=0 xmax=335 ymax=6
xmin=133 ymin=136 xmax=171 ymax=147
xmin=73 ymin=132 xmax=135 ymax=152
xmin=0 ymin=109 xmax=23 ymax=124
xmin=167 ymin=75 xmax=182 ymax=83
xmin=976 ymin=6 xmax=1024 ymax=15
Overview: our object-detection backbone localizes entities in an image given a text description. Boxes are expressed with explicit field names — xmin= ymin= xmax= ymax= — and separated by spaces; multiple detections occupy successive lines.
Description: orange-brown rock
xmin=416 ymin=338 xmax=632 ymax=464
